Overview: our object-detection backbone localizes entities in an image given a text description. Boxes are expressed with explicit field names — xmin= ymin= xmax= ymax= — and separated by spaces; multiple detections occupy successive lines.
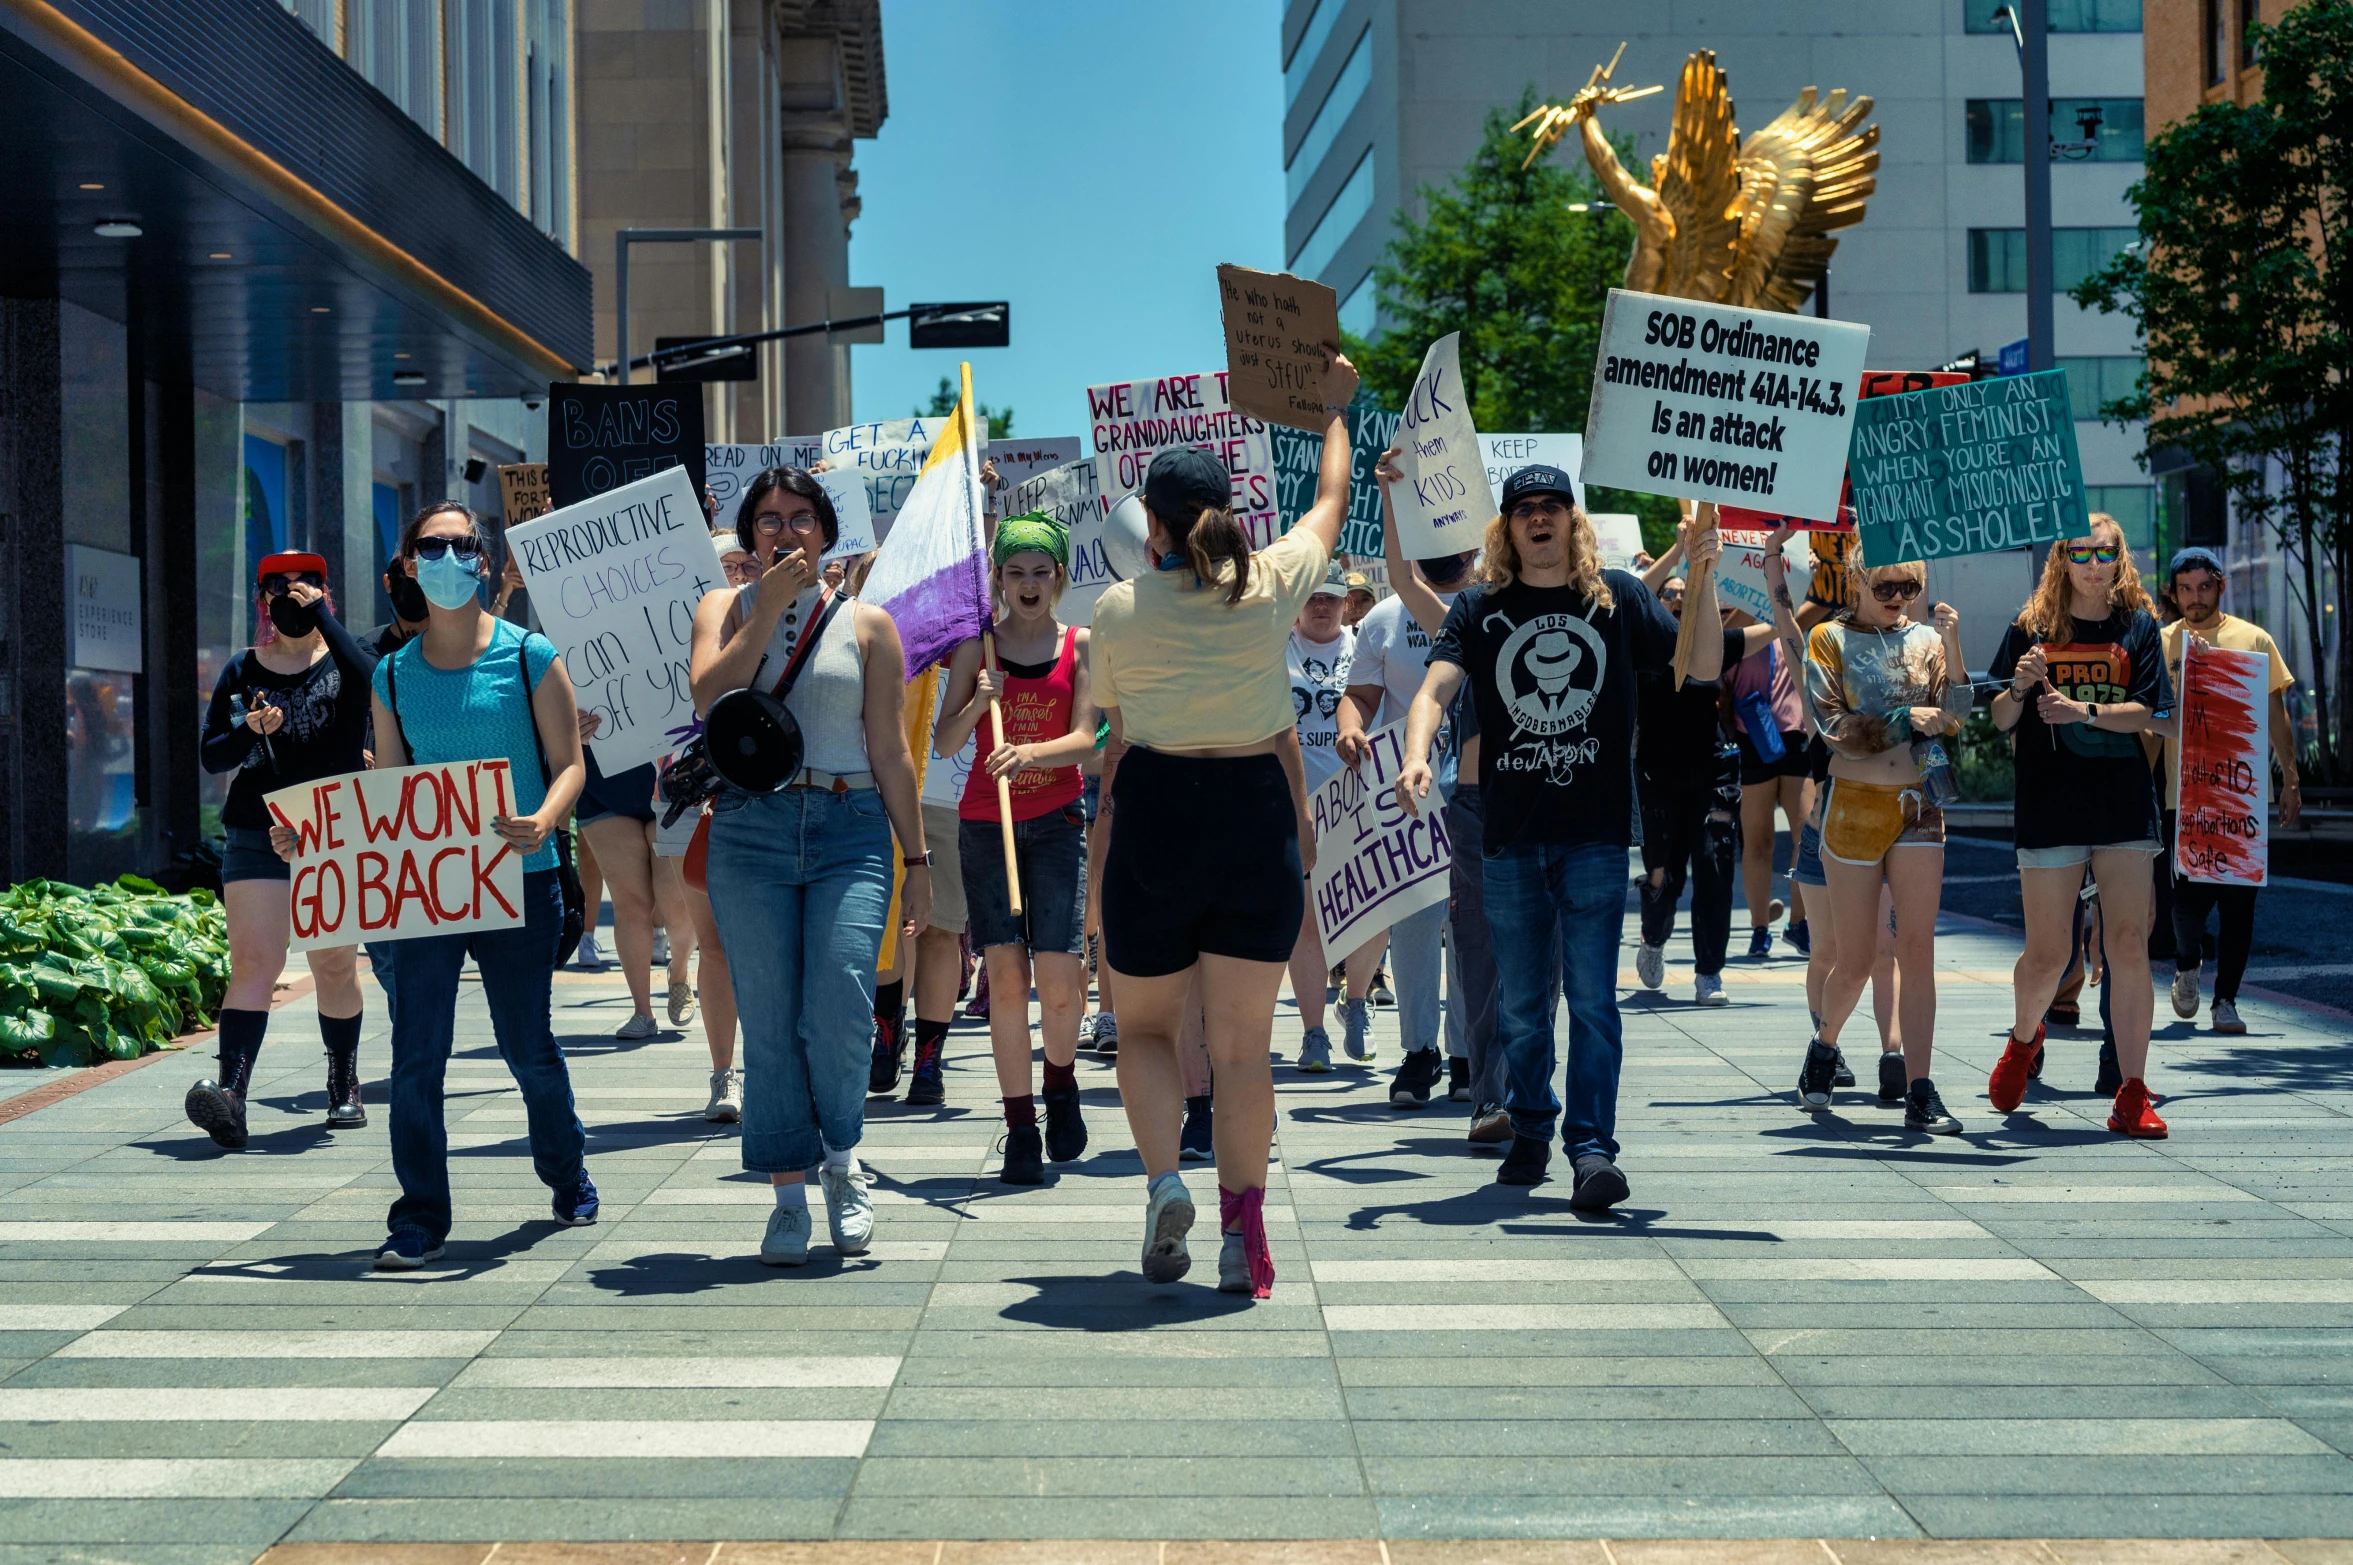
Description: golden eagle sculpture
xmin=1514 ymin=45 xmax=1879 ymax=313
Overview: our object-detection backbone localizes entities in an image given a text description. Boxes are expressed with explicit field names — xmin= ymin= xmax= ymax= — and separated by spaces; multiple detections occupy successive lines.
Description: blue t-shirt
xmin=373 ymin=619 xmax=563 ymax=870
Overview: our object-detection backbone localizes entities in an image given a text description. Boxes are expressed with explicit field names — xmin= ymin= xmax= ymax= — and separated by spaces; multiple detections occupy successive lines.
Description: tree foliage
xmin=1343 ymin=89 xmax=1679 ymax=551
xmin=2074 ymin=0 xmax=2353 ymax=773
xmin=915 ymin=375 xmax=1013 ymax=439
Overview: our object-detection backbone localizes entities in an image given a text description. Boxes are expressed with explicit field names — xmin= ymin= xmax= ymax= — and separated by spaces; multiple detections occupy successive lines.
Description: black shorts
xmin=1738 ymin=729 xmax=1811 ymax=787
xmin=1103 ymin=746 xmax=1302 ymax=976
xmin=577 ymin=759 xmax=657 ymax=826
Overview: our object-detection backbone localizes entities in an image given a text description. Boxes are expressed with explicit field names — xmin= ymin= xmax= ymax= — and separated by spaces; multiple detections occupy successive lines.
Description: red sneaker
xmin=1987 ymin=1025 xmax=2042 ymax=1113
xmin=2109 ymin=1077 xmax=2169 ymax=1139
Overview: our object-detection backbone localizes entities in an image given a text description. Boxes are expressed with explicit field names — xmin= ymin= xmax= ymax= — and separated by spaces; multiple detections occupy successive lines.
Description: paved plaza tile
xmin=2 ymin=888 xmax=2352 ymax=1558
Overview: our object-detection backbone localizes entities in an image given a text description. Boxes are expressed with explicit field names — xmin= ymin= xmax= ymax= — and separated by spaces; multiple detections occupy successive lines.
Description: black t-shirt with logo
xmin=1431 ymin=570 xmax=1681 ymax=851
xmin=1989 ymin=608 xmax=2171 ymax=851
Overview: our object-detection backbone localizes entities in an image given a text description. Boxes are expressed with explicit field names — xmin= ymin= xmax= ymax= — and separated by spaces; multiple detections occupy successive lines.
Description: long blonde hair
xmin=1478 ymin=506 xmax=1614 ymax=611
xmin=2018 ymin=512 xmax=2152 ymax=640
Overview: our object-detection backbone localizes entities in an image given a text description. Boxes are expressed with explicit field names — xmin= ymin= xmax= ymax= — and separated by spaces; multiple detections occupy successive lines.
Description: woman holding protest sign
xmin=688 ymin=467 xmax=931 ymax=1267
xmin=1285 ymin=564 xmax=1380 ymax=1071
xmin=329 ymin=502 xmax=595 ymax=1270
xmin=1091 ymin=348 xmax=1359 ymax=1299
xmin=1799 ymin=550 xmax=1972 ymax=1134
xmin=931 ymin=511 xmax=1098 ymax=1184
xmin=188 ymin=553 xmax=379 ymax=1149
xmin=1986 ymin=514 xmax=2172 ymax=1136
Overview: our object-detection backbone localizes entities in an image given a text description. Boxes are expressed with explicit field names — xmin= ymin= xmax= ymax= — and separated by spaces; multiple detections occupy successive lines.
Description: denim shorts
xmin=2017 ymin=839 xmax=2161 ymax=870
xmin=961 ymin=806 xmax=1087 ymax=955
xmin=221 ymin=825 xmax=290 ymax=884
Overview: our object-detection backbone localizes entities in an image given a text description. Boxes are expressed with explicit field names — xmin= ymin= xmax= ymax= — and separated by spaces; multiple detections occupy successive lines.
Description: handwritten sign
xmin=817 ymin=418 xmax=949 ymax=541
xmin=1585 ymin=514 xmax=1646 ymax=570
xmin=1713 ymin=528 xmax=1811 ymax=621
xmin=1086 ymin=372 xmax=1278 ymax=548
xmin=497 ymin=464 xmax=551 ymax=526
xmin=546 ymin=384 xmax=705 ymax=508
xmin=2177 ymin=639 xmax=2269 ymax=887
xmin=1308 ymin=722 xmax=1453 ymax=956
xmin=265 ymin=763 xmax=525 ymax=953
xmin=1000 ymin=459 xmax=1113 ymax=626
xmin=704 ymin=444 xmax=872 ymax=560
xmin=1851 ymin=369 xmax=2086 ymax=565
xmin=1581 ymin=288 xmax=1870 ymax=521
xmin=1270 ymin=405 xmax=1399 ymax=556
xmin=1389 ymin=333 xmax=1495 ymax=560
xmin=986 ymin=437 xmax=1082 ymax=494
xmin=505 ymin=466 xmax=723 ymax=773
xmin=1217 ymin=264 xmax=1341 ymax=432
xmin=1481 ymin=432 xmax=1585 ymax=514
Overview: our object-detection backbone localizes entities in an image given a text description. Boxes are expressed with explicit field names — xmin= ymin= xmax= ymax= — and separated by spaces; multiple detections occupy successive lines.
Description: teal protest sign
xmin=1272 ymin=403 xmax=1401 ymax=556
xmin=1851 ymin=369 xmax=2087 ymax=565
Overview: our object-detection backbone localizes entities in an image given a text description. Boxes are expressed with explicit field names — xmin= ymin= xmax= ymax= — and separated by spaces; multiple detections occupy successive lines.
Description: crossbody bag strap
xmin=769 ymin=588 xmax=845 ymax=704
xmin=382 ymin=647 xmax=411 ymax=760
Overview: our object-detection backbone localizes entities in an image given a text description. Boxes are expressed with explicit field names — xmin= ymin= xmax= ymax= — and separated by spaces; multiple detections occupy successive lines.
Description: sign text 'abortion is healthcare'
xmin=266 ymin=763 xmax=526 ymax=954
xmin=1308 ymin=722 xmax=1452 ymax=957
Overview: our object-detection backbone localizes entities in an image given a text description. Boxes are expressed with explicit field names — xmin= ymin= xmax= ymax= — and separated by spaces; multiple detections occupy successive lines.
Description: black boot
xmin=904 ymin=1026 xmax=946 ymax=1107
xmin=1043 ymin=1084 xmax=1088 ymax=1162
xmin=322 ymin=1013 xmax=366 ymax=1128
xmin=868 ymin=1014 xmax=906 ymax=1095
xmin=185 ymin=1011 xmax=264 ymax=1149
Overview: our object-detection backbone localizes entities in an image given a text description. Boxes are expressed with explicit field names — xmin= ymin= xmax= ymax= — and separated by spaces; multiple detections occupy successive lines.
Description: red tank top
xmin=959 ymin=626 xmax=1084 ymax=822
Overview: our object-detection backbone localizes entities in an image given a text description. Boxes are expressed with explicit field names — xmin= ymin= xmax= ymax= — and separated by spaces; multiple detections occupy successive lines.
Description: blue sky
xmin=848 ymin=0 xmax=1286 ymax=446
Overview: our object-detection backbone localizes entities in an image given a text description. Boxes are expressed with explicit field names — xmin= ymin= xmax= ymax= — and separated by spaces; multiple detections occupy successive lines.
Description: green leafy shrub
xmin=1953 ymin=708 xmax=2016 ymax=803
xmin=0 ymin=876 xmax=229 ymax=1069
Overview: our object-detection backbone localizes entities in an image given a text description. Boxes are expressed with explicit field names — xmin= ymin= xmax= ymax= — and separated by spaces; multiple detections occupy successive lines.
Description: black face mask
xmin=384 ymin=570 xmax=429 ymax=623
xmin=268 ymin=594 xmax=319 ymax=638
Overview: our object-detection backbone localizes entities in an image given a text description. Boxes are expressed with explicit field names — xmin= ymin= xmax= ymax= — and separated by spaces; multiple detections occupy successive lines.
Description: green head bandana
xmin=992 ymin=511 xmax=1068 ymax=569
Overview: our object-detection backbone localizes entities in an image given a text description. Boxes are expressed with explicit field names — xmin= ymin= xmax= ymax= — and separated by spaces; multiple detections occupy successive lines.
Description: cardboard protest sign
xmin=704 ymin=444 xmax=872 ymax=560
xmin=1581 ymin=289 xmax=1870 ymax=521
xmin=1270 ymin=405 xmax=1400 ymax=556
xmin=1852 ymin=369 xmax=2086 ymax=565
xmin=1088 ymin=372 xmax=1279 ymax=548
xmin=497 ymin=464 xmax=551 ymax=526
xmin=999 ymin=459 xmax=1113 ymax=626
xmin=547 ymin=384 xmax=705 ymax=508
xmin=819 ymin=418 xmax=950 ymax=541
xmin=2176 ymin=639 xmax=2270 ymax=887
xmin=985 ymin=437 xmax=1083 ymax=494
xmin=1217 ymin=264 xmax=1342 ymax=431
xmin=1713 ymin=528 xmax=1811 ymax=621
xmin=505 ymin=466 xmax=725 ymax=774
xmin=1481 ymin=433 xmax=1584 ymax=511
xmin=1308 ymin=721 xmax=1452 ymax=956
xmin=264 ymin=763 xmax=526 ymax=953
xmin=1389 ymin=334 xmax=1495 ymax=560
xmin=1585 ymin=513 xmax=1646 ymax=570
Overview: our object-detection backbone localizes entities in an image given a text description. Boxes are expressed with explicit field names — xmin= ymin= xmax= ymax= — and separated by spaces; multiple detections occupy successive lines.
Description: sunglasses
xmin=1869 ymin=578 xmax=1925 ymax=604
xmin=409 ymin=536 xmax=483 ymax=562
xmin=2066 ymin=545 xmax=2121 ymax=566
xmin=261 ymin=571 xmax=325 ymax=597
xmin=753 ymin=511 xmax=820 ymax=536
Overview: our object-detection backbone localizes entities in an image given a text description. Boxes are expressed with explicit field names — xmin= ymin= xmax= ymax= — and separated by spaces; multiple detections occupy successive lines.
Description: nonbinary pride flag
xmin=858 ymin=373 xmax=990 ymax=680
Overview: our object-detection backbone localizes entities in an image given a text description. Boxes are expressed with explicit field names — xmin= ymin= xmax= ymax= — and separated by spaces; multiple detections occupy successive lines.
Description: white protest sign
xmin=264 ymin=763 xmax=526 ymax=953
xmin=1581 ymin=288 xmax=1871 ymax=521
xmin=923 ymin=728 xmax=978 ymax=810
xmin=1308 ymin=722 xmax=1453 ymax=956
xmin=1713 ymin=528 xmax=1811 ymax=620
xmin=1480 ymin=433 xmax=1584 ymax=511
xmin=819 ymin=418 xmax=949 ymax=541
xmin=986 ymin=437 xmax=1082 ymax=494
xmin=1086 ymin=372 xmax=1279 ymax=548
xmin=1001 ymin=458 xmax=1114 ymax=627
xmin=2177 ymin=639 xmax=2270 ymax=888
xmin=1391 ymin=334 xmax=1496 ymax=559
xmin=1586 ymin=513 xmax=1646 ymax=570
xmin=703 ymin=445 xmax=873 ymax=561
xmin=504 ymin=466 xmax=724 ymax=774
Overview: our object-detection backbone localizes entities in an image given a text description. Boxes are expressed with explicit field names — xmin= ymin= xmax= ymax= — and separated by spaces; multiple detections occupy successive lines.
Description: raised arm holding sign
xmin=1217 ymin=264 xmax=1342 ymax=432
xmin=1389 ymin=333 xmax=1497 ymax=560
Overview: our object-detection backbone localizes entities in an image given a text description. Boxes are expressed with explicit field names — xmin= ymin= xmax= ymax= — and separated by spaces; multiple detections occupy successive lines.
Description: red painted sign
xmin=2176 ymin=640 xmax=2269 ymax=887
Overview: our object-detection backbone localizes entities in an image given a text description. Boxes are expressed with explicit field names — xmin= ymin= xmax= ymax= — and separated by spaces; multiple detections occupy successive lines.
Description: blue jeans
xmin=365 ymin=942 xmax=398 ymax=1035
xmin=703 ymin=785 xmax=894 ymax=1173
xmin=1387 ymin=896 xmax=1446 ymax=1055
xmin=386 ymin=869 xmax=584 ymax=1243
xmin=1444 ymin=786 xmax=1507 ymax=1108
xmin=1483 ymin=840 xmax=1630 ymax=1161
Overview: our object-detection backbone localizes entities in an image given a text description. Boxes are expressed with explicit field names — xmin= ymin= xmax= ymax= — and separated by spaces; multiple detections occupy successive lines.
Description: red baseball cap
xmin=255 ymin=552 xmax=328 ymax=585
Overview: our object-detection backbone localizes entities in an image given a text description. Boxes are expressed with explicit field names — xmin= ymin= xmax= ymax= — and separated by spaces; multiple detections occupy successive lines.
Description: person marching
xmin=189 ymin=553 xmax=379 ymax=1148
xmin=2156 ymin=545 xmax=2300 ymax=1036
xmin=1797 ymin=552 xmax=1972 ymax=1133
xmin=688 ymin=467 xmax=932 ymax=1265
xmin=1091 ymin=348 xmax=1359 ymax=1298
xmin=1397 ymin=470 xmax=1725 ymax=1210
xmin=932 ymin=511 xmax=1100 ymax=1183
xmin=1284 ymin=564 xmax=1373 ymax=1069
xmin=332 ymin=503 xmax=596 ymax=1269
xmin=1986 ymin=514 xmax=2173 ymax=1136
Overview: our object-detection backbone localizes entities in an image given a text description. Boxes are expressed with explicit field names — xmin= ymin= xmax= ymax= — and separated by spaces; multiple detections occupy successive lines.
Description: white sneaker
xmin=1694 ymin=972 xmax=1728 ymax=1007
xmin=818 ymin=1158 xmax=874 ymax=1255
xmin=1140 ymin=1175 xmax=1195 ymax=1284
xmin=1636 ymin=942 xmax=1665 ymax=989
xmin=760 ymin=1203 xmax=811 ymax=1267
xmin=614 ymin=1012 xmax=658 ymax=1040
xmin=572 ymin=932 xmax=606 ymax=971
xmin=2171 ymin=966 xmax=2200 ymax=1019
xmin=2211 ymin=997 xmax=2246 ymax=1035
xmin=704 ymin=1069 xmax=741 ymax=1123
xmin=667 ymin=982 xmax=698 ymax=1027
xmin=651 ymin=929 xmax=671 ymax=965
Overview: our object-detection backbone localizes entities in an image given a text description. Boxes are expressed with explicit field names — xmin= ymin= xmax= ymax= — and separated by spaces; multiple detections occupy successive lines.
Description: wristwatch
xmin=2086 ymin=703 xmax=2100 ymax=723
xmin=903 ymin=852 xmax=932 ymax=868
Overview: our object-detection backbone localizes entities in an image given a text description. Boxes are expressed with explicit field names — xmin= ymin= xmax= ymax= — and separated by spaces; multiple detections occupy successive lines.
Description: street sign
xmin=654 ymin=336 xmax=755 ymax=382
xmin=909 ymin=302 xmax=1010 ymax=349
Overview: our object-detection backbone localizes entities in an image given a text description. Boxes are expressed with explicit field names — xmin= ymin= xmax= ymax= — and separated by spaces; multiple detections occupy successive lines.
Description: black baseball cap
xmin=1142 ymin=447 xmax=1233 ymax=519
xmin=1499 ymin=464 xmax=1577 ymax=511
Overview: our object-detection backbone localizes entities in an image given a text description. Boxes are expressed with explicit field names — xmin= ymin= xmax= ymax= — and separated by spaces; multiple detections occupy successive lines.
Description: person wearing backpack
xmin=295 ymin=500 xmax=597 ymax=1272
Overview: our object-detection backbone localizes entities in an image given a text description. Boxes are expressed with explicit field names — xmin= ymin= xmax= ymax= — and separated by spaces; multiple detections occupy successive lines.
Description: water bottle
xmin=1916 ymin=737 xmax=1959 ymax=808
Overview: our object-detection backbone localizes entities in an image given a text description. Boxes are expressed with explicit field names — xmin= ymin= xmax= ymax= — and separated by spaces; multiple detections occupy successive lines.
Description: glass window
xmin=2205 ymin=0 xmax=2226 ymax=82
xmin=67 ymin=672 xmax=141 ymax=886
xmin=1283 ymin=0 xmax=1342 ymax=106
xmin=1968 ymin=227 xmax=2138 ymax=291
xmin=1286 ymin=26 xmax=1371 ymax=206
xmin=194 ymin=388 xmax=241 ymax=837
xmin=2088 ymin=485 xmax=2155 ymax=550
xmin=2055 ymin=356 xmax=2146 ymax=420
xmin=1291 ymin=149 xmax=1374 ymax=280
xmin=1338 ymin=271 xmax=1378 ymax=340
xmin=1966 ymin=99 xmax=2144 ymax=162
xmin=2240 ymin=0 xmax=2260 ymax=68
xmin=1966 ymin=0 xmax=2142 ymax=31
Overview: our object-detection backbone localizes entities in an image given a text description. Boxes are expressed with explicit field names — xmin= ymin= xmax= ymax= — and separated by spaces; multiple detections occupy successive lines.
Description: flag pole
xmin=965 ymin=361 xmax=1023 ymax=916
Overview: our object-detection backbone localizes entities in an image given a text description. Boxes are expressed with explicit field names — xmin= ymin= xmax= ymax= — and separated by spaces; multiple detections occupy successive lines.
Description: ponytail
xmin=1166 ymin=503 xmax=1254 ymax=605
